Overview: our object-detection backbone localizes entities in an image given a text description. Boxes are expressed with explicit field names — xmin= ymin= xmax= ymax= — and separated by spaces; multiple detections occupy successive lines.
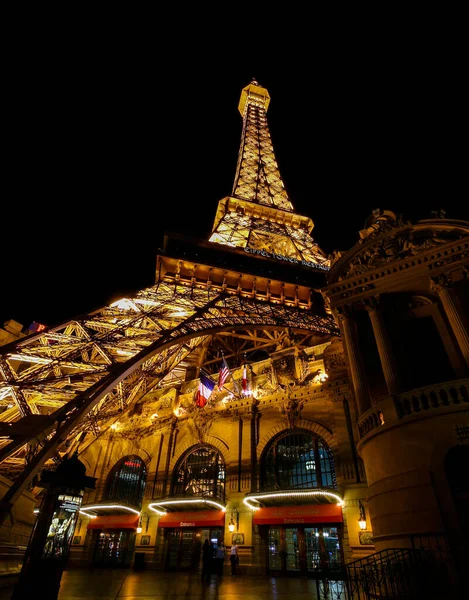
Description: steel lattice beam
xmin=0 ymin=280 xmax=338 ymax=506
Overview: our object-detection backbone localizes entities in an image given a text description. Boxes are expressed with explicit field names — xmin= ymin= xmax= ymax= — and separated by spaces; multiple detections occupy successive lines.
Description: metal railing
xmin=316 ymin=546 xmax=461 ymax=599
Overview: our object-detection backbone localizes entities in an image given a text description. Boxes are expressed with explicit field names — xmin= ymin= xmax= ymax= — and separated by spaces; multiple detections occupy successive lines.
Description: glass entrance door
xmin=167 ymin=530 xmax=194 ymax=571
xmin=285 ymin=528 xmax=301 ymax=572
xmin=92 ymin=530 xmax=134 ymax=567
xmin=268 ymin=528 xmax=282 ymax=572
xmin=305 ymin=526 xmax=342 ymax=573
xmin=266 ymin=525 xmax=343 ymax=577
xmin=305 ymin=527 xmax=321 ymax=571
xmin=166 ymin=528 xmax=223 ymax=572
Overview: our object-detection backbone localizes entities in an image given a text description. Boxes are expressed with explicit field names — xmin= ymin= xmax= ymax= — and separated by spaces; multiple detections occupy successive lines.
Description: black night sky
xmin=2 ymin=36 xmax=467 ymax=330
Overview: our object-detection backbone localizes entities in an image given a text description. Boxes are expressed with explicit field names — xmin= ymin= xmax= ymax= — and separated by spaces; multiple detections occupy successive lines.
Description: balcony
xmin=357 ymin=378 xmax=469 ymax=441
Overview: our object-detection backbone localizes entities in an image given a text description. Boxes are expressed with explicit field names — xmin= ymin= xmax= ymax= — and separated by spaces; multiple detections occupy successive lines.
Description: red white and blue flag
xmin=242 ymin=364 xmax=248 ymax=395
xmin=218 ymin=356 xmax=230 ymax=389
xmin=195 ymin=373 xmax=215 ymax=408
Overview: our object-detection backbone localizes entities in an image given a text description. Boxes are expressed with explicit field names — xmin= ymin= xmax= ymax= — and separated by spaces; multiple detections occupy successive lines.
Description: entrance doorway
xmin=267 ymin=525 xmax=342 ymax=576
xmin=92 ymin=530 xmax=135 ymax=567
xmin=165 ymin=527 xmax=223 ymax=571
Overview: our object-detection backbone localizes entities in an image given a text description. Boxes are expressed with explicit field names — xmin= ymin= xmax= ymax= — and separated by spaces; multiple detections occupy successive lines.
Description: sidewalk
xmin=1 ymin=569 xmax=323 ymax=600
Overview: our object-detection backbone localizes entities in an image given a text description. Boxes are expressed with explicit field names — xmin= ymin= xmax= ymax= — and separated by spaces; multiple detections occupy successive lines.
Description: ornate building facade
xmin=0 ymin=80 xmax=467 ymax=585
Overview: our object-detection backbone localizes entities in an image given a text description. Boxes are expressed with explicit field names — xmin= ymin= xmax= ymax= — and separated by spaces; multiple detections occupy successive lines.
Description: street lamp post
xmin=11 ymin=452 xmax=96 ymax=600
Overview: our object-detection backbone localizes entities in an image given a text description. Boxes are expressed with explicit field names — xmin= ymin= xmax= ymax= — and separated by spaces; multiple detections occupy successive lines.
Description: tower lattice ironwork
xmin=209 ymin=79 xmax=330 ymax=270
xmin=0 ymin=79 xmax=338 ymax=519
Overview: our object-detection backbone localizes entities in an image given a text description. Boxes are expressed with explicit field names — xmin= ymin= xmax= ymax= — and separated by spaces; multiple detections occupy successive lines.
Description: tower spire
xmin=209 ymin=80 xmax=330 ymax=271
xmin=233 ymin=79 xmax=290 ymax=210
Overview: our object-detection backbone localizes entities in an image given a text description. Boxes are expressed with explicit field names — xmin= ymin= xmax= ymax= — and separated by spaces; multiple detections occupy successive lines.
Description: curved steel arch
xmin=0 ymin=281 xmax=338 ymax=518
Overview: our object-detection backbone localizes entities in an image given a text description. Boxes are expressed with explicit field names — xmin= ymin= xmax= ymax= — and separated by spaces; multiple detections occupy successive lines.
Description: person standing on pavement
xmin=201 ymin=539 xmax=215 ymax=582
xmin=215 ymin=542 xmax=225 ymax=576
xmin=229 ymin=542 xmax=238 ymax=577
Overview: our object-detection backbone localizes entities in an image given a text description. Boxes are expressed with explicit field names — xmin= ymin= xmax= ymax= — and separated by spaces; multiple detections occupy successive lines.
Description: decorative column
xmin=161 ymin=418 xmax=178 ymax=496
xmin=250 ymin=398 xmax=260 ymax=493
xmin=337 ymin=307 xmax=372 ymax=415
xmin=364 ymin=296 xmax=401 ymax=395
xmin=11 ymin=453 xmax=96 ymax=600
xmin=430 ymin=274 xmax=469 ymax=368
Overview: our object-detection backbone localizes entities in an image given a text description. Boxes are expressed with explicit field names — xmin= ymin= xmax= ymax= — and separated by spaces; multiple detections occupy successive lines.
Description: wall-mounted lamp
xmin=228 ymin=509 xmax=239 ymax=533
xmin=313 ymin=368 xmax=329 ymax=383
xmin=137 ymin=511 xmax=150 ymax=534
xmin=358 ymin=500 xmax=367 ymax=531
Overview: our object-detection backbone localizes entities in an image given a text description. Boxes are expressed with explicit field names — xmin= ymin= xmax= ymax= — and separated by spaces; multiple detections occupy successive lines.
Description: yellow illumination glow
xmin=80 ymin=504 xmax=140 ymax=515
xmin=149 ymin=498 xmax=226 ymax=512
xmin=358 ymin=500 xmax=367 ymax=530
xmin=8 ymin=354 xmax=53 ymax=365
xmin=79 ymin=510 xmax=98 ymax=518
xmin=167 ymin=310 xmax=189 ymax=318
xmin=0 ymin=389 xmax=13 ymax=401
xmin=313 ymin=369 xmax=329 ymax=383
xmin=110 ymin=298 xmax=137 ymax=311
xmin=243 ymin=490 xmax=343 ymax=511
xmin=146 ymin=506 xmax=167 ymax=516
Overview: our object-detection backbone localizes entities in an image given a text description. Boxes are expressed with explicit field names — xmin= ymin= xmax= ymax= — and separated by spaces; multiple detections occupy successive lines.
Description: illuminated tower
xmin=209 ymin=79 xmax=330 ymax=270
xmin=1 ymin=79 xmax=467 ymax=592
xmin=0 ymin=79 xmax=337 ymax=510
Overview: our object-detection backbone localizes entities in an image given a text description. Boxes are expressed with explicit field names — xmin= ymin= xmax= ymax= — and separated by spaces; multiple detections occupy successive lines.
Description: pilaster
xmin=364 ymin=296 xmax=401 ymax=395
xmin=430 ymin=274 xmax=469 ymax=368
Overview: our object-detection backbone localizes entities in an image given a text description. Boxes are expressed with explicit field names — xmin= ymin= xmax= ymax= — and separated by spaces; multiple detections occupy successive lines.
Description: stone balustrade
xmin=358 ymin=379 xmax=469 ymax=440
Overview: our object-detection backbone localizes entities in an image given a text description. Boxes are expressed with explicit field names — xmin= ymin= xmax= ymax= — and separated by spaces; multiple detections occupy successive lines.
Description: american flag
xmin=218 ymin=356 xmax=230 ymax=389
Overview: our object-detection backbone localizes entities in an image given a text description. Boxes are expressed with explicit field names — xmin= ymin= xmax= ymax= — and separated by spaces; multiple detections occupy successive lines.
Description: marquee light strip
xmin=79 ymin=504 xmax=141 ymax=516
xmin=148 ymin=498 xmax=226 ymax=514
xmin=243 ymin=490 xmax=344 ymax=511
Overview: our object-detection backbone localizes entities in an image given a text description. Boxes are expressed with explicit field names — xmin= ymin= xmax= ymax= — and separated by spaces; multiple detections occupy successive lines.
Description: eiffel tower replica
xmin=0 ymin=79 xmax=339 ymax=521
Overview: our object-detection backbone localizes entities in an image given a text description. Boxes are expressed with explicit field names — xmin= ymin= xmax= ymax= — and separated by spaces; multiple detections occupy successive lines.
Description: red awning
xmin=158 ymin=510 xmax=225 ymax=528
xmin=253 ymin=504 xmax=343 ymax=525
xmin=87 ymin=514 xmax=140 ymax=530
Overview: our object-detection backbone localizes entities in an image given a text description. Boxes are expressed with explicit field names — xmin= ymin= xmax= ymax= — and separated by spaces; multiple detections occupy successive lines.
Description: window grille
xmin=105 ymin=455 xmax=146 ymax=507
xmin=261 ymin=429 xmax=337 ymax=491
xmin=172 ymin=444 xmax=225 ymax=503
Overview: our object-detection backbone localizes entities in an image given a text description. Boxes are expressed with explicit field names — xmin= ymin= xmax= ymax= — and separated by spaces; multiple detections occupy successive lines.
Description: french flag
xmin=242 ymin=364 xmax=248 ymax=395
xmin=196 ymin=373 xmax=215 ymax=408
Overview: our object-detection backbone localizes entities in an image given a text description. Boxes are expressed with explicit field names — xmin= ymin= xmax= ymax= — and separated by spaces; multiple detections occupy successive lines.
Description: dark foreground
xmin=0 ymin=569 xmax=324 ymax=600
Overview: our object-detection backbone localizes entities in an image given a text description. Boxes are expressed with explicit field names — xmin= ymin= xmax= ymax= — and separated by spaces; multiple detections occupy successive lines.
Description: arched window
xmin=261 ymin=429 xmax=337 ymax=491
xmin=172 ymin=444 xmax=225 ymax=503
xmin=105 ymin=455 xmax=146 ymax=508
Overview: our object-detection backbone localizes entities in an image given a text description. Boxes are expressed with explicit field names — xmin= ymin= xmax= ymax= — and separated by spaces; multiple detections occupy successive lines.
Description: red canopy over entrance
xmin=158 ymin=510 xmax=225 ymax=528
xmin=87 ymin=514 xmax=140 ymax=529
xmin=253 ymin=504 xmax=343 ymax=525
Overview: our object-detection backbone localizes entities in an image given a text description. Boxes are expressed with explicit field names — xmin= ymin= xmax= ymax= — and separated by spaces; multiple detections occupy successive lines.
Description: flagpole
xmin=231 ymin=357 xmax=245 ymax=399
xmin=218 ymin=353 xmax=243 ymax=400
xmin=196 ymin=370 xmax=216 ymax=408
